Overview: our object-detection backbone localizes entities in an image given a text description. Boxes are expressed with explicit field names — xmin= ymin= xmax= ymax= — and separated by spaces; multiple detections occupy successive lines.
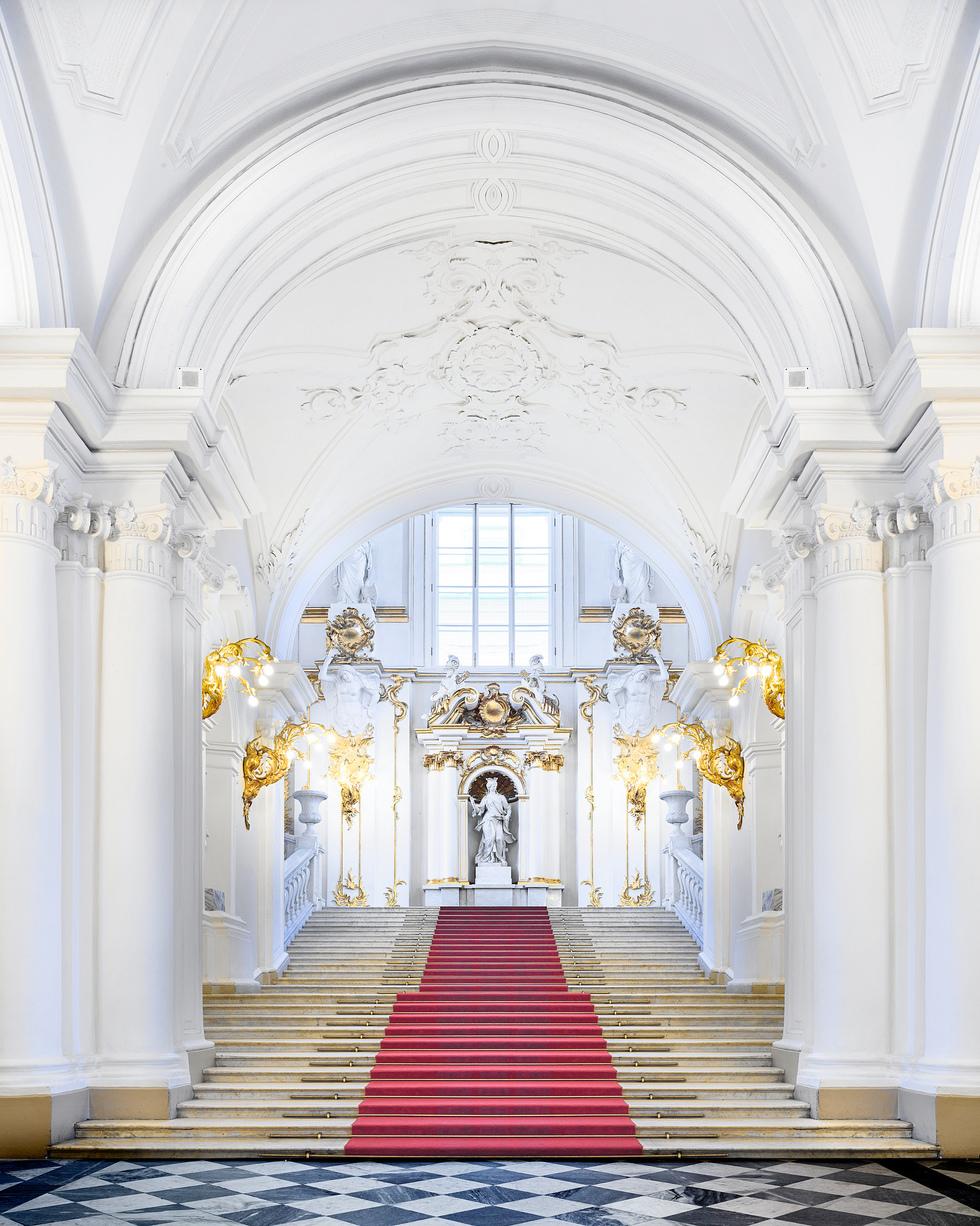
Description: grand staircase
xmin=53 ymin=906 xmax=934 ymax=1159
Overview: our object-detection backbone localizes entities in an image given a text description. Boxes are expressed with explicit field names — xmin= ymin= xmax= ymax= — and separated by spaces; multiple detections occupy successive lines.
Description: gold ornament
xmin=612 ymin=607 xmax=662 ymax=660
xmin=581 ymin=878 xmax=603 ymax=908
xmin=423 ymin=750 xmax=465 ymax=771
xmin=328 ymin=734 xmax=374 ymax=828
xmin=202 ymin=637 xmax=275 ymax=719
xmin=326 ymin=607 xmax=375 ymax=661
xmin=613 ymin=733 xmax=659 ymax=830
xmin=241 ymin=718 xmax=327 ymax=829
xmin=380 ymin=674 xmax=408 ymax=908
xmin=712 ymin=637 xmax=785 ymax=719
xmin=651 ymin=718 xmax=746 ymax=828
xmin=619 ymin=870 xmax=655 ymax=907
xmin=523 ymin=751 xmax=564 ymax=772
xmin=385 ymin=880 xmax=406 ymax=908
xmin=333 ymin=869 xmax=368 ymax=907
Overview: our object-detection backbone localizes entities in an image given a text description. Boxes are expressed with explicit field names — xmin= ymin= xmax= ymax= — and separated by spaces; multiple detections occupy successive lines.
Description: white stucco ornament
xmin=319 ymin=663 xmax=377 ymax=736
xmin=609 ymin=664 xmax=664 ymax=736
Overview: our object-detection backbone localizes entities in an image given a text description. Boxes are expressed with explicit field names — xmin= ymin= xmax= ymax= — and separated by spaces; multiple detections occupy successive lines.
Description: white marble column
xmin=523 ymin=753 xmax=564 ymax=904
xmin=0 ymin=462 xmax=84 ymax=1145
xmin=423 ymin=752 xmax=464 ymax=904
xmin=799 ymin=517 xmax=893 ymax=1116
xmin=903 ymin=469 xmax=980 ymax=1152
xmin=94 ymin=505 xmax=189 ymax=1116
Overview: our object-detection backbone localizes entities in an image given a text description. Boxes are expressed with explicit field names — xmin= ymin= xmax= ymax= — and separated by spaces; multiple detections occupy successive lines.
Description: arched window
xmin=432 ymin=504 xmax=554 ymax=668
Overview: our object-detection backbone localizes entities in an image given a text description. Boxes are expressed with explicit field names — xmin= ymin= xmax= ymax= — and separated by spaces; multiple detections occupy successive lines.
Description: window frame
xmin=429 ymin=503 xmax=558 ymax=671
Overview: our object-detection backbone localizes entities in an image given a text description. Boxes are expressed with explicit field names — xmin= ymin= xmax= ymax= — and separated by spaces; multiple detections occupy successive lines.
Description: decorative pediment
xmin=427 ymin=681 xmax=560 ymax=735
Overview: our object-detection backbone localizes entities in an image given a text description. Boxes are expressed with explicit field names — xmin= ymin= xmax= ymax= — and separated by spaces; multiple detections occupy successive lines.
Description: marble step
xmin=190 ymin=1079 xmax=798 ymax=1100
xmin=49 ymin=1135 xmax=936 ymax=1160
xmin=65 ymin=1115 xmax=919 ymax=1142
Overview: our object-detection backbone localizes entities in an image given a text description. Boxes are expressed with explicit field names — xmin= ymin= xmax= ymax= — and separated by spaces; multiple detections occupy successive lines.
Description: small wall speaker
xmin=783 ymin=366 xmax=810 ymax=391
xmin=177 ymin=367 xmax=203 ymax=390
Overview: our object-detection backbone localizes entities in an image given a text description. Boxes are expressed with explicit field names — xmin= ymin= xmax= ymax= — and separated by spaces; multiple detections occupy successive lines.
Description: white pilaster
xmin=424 ymin=753 xmax=464 ymax=904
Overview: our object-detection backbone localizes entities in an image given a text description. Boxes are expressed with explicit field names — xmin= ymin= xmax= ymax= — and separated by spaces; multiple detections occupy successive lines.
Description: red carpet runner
xmin=345 ymin=906 xmax=642 ymax=1157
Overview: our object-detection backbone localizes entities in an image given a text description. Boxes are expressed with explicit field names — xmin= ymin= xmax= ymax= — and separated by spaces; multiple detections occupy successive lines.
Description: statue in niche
xmin=611 ymin=540 xmax=659 ymax=613
xmin=430 ymin=653 xmax=469 ymax=713
xmin=320 ymin=663 xmax=377 ymax=736
xmin=608 ymin=663 xmax=665 ymax=736
xmin=333 ymin=542 xmax=376 ymax=608
xmin=471 ymin=775 xmax=515 ymax=866
xmin=521 ymin=653 xmax=559 ymax=718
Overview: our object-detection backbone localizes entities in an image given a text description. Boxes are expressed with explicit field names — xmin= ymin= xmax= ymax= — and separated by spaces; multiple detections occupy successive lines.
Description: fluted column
xmin=904 ymin=464 xmax=980 ymax=1153
xmin=798 ymin=512 xmax=892 ymax=1116
xmin=0 ymin=461 xmax=83 ymax=1151
xmin=94 ymin=504 xmax=188 ymax=1117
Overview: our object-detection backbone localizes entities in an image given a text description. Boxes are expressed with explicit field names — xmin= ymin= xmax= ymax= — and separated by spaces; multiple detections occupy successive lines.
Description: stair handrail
xmin=283 ymin=843 xmax=317 ymax=946
xmin=664 ymin=841 xmax=704 ymax=947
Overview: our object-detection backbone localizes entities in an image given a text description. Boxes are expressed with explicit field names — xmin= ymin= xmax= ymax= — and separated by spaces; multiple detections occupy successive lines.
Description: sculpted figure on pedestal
xmin=521 ymin=653 xmax=559 ymax=718
xmin=471 ymin=776 xmax=515 ymax=866
xmin=334 ymin=542 xmax=376 ymax=608
xmin=611 ymin=541 xmax=659 ymax=613
xmin=430 ymin=653 xmax=469 ymax=713
xmin=320 ymin=663 xmax=376 ymax=736
xmin=609 ymin=664 xmax=664 ymax=736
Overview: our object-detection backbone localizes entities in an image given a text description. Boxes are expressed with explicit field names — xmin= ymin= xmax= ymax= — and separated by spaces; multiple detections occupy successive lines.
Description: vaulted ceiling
xmin=2 ymin=0 xmax=977 ymax=649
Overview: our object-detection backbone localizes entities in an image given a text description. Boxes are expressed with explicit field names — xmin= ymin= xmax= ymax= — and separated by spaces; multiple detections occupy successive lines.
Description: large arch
xmin=265 ymin=458 xmax=724 ymax=663
xmin=103 ymin=74 xmax=889 ymax=407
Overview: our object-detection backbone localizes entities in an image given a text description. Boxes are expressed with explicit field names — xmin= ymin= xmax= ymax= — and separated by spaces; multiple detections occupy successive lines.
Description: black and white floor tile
xmin=0 ymin=1159 xmax=977 ymax=1226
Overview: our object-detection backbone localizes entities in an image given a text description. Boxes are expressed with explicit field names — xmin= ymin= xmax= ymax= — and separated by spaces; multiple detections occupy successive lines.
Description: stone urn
xmin=292 ymin=788 xmax=327 ymax=830
xmin=660 ymin=788 xmax=694 ymax=844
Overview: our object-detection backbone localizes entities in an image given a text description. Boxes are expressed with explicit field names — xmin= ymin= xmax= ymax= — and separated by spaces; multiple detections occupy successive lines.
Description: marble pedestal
xmin=473 ymin=863 xmax=514 ymax=905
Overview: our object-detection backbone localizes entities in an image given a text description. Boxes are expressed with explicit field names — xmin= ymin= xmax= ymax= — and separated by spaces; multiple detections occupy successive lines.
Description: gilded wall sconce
xmin=712 ymin=637 xmax=785 ymax=720
xmin=650 ymin=719 xmax=746 ymax=828
xmin=202 ymin=637 xmax=276 ymax=719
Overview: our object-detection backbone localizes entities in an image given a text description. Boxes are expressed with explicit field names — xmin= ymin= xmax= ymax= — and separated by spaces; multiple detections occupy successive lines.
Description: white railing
xmin=283 ymin=844 xmax=316 ymax=946
xmin=666 ymin=843 xmax=704 ymax=947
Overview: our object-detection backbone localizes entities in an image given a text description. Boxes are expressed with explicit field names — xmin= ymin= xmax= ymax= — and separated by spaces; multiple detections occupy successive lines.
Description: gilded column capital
xmin=523 ymin=750 xmax=564 ymax=772
xmin=423 ymin=749 xmax=464 ymax=771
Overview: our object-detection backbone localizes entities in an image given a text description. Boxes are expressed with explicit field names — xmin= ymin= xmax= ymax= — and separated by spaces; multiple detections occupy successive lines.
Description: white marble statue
xmin=609 ymin=663 xmax=666 ymax=736
xmin=430 ymin=653 xmax=469 ymax=712
xmin=521 ymin=653 xmax=559 ymax=717
xmin=471 ymin=776 xmax=515 ymax=866
xmin=611 ymin=540 xmax=659 ymax=611
xmin=319 ymin=663 xmax=377 ymax=736
xmin=334 ymin=542 xmax=376 ymax=608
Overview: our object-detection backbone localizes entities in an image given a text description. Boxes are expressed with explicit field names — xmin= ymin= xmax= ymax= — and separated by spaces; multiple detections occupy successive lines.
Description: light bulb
xmin=670 ymin=733 xmax=681 ymax=745
xmin=713 ymin=662 xmax=726 ymax=678
xmin=286 ymin=748 xmax=297 ymax=761
xmin=247 ymin=694 xmax=258 ymax=708
xmin=215 ymin=663 xmax=227 ymax=677
xmin=746 ymin=664 xmax=758 ymax=677
xmin=262 ymin=662 xmax=274 ymax=677
xmin=719 ymin=675 xmax=730 ymax=687
xmin=257 ymin=674 xmax=269 ymax=687
xmin=760 ymin=663 xmax=772 ymax=676
xmin=729 ymin=694 xmax=740 ymax=707
xmin=229 ymin=663 xmax=242 ymax=678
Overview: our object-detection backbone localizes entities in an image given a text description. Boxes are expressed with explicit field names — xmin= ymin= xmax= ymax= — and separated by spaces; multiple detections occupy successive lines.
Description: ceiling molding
xmin=817 ymin=0 xmax=961 ymax=116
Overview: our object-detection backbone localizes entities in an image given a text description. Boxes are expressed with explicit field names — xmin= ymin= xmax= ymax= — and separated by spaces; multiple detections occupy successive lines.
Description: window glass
xmin=433 ymin=504 xmax=553 ymax=667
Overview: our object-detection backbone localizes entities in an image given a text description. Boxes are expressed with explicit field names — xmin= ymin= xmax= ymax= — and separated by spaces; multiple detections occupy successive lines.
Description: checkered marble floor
xmin=0 ymin=1158 xmax=977 ymax=1226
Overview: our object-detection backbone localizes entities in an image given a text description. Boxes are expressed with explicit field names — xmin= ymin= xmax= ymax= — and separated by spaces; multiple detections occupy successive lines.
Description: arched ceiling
xmin=2 ymin=0 xmax=978 ymax=645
